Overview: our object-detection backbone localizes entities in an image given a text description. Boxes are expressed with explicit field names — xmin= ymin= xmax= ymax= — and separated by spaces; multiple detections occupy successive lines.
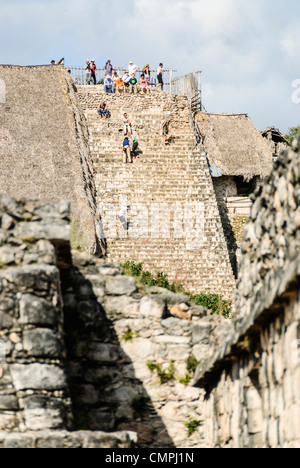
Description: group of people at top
xmin=85 ymin=59 xmax=165 ymax=93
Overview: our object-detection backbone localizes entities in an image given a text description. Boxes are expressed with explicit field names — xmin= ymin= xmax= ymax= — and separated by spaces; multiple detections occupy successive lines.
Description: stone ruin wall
xmin=0 ymin=132 xmax=299 ymax=447
xmin=193 ymin=137 xmax=300 ymax=448
xmin=0 ymin=193 xmax=234 ymax=448
xmin=0 ymin=195 xmax=135 ymax=448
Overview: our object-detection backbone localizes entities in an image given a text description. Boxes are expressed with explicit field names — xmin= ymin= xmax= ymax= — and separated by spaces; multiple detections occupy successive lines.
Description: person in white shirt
xmin=156 ymin=63 xmax=165 ymax=90
xmin=118 ymin=206 xmax=131 ymax=231
xmin=127 ymin=61 xmax=138 ymax=76
xmin=122 ymin=71 xmax=130 ymax=91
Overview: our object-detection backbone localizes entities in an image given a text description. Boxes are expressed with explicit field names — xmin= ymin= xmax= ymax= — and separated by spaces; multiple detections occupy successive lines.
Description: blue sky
xmin=0 ymin=0 xmax=299 ymax=133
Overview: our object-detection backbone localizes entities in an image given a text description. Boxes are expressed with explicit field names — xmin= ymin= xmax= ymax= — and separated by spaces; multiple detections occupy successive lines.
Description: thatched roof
xmin=261 ymin=126 xmax=286 ymax=143
xmin=196 ymin=112 xmax=273 ymax=179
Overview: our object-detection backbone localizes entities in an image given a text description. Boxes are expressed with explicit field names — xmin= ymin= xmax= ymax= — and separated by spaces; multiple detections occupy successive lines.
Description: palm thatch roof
xmin=196 ymin=112 xmax=273 ymax=180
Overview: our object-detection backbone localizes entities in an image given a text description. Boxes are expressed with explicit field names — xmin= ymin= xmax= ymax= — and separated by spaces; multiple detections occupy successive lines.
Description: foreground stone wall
xmin=193 ymin=136 xmax=300 ymax=448
xmin=0 ymin=195 xmax=135 ymax=447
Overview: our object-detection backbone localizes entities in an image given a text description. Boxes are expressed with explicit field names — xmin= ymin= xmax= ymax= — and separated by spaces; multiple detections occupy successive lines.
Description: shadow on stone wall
xmin=62 ymin=264 xmax=174 ymax=449
xmin=215 ymin=203 xmax=238 ymax=278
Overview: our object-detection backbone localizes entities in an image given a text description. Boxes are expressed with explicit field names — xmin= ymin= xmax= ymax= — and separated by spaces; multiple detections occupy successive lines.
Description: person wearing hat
xmin=122 ymin=70 xmax=130 ymax=92
xmin=104 ymin=75 xmax=114 ymax=93
xmin=127 ymin=61 xmax=138 ymax=76
xmin=91 ymin=59 xmax=97 ymax=85
xmin=84 ymin=59 xmax=92 ymax=85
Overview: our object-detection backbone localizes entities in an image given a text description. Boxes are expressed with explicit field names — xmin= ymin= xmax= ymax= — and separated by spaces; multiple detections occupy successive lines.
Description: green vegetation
xmin=188 ymin=293 xmax=232 ymax=319
xmin=284 ymin=126 xmax=300 ymax=145
xmin=147 ymin=360 xmax=175 ymax=385
xmin=184 ymin=418 xmax=203 ymax=437
xmin=121 ymin=261 xmax=184 ymax=292
xmin=121 ymin=261 xmax=232 ymax=318
xmin=178 ymin=374 xmax=192 ymax=386
xmin=122 ymin=327 xmax=134 ymax=342
xmin=178 ymin=355 xmax=200 ymax=386
xmin=186 ymin=355 xmax=200 ymax=374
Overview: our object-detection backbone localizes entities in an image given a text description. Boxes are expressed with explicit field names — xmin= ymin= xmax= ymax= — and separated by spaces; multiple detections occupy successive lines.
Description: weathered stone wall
xmin=193 ymin=136 xmax=300 ymax=448
xmin=0 ymin=65 xmax=102 ymax=254
xmin=63 ymin=249 xmax=234 ymax=448
xmin=0 ymin=195 xmax=135 ymax=448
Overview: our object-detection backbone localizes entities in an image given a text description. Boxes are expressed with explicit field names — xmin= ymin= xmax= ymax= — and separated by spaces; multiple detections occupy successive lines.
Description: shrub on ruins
xmin=121 ymin=261 xmax=232 ymax=317
xmin=189 ymin=293 xmax=232 ymax=318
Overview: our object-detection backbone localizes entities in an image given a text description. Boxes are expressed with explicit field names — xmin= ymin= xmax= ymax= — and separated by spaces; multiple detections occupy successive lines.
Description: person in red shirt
xmin=91 ymin=59 xmax=97 ymax=85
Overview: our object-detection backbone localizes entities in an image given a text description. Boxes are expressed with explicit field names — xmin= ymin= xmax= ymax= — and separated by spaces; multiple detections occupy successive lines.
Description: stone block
xmin=19 ymin=294 xmax=58 ymax=326
xmin=192 ymin=322 xmax=212 ymax=344
xmin=139 ymin=295 xmax=166 ymax=319
xmin=23 ymin=329 xmax=63 ymax=357
xmin=105 ymin=276 xmax=137 ymax=296
xmin=22 ymin=395 xmax=67 ymax=431
xmin=11 ymin=364 xmax=67 ymax=391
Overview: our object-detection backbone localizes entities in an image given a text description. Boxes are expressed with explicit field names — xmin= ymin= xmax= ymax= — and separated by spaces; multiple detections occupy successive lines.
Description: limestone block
xmin=14 ymin=222 xmax=71 ymax=244
xmin=161 ymin=317 xmax=192 ymax=336
xmin=0 ymin=395 xmax=19 ymax=411
xmin=22 ymin=396 xmax=67 ymax=431
xmin=85 ymin=343 xmax=121 ymax=363
xmin=23 ymin=329 xmax=63 ymax=357
xmin=11 ymin=364 xmax=67 ymax=391
xmin=139 ymin=295 xmax=166 ymax=319
xmin=105 ymin=276 xmax=137 ymax=296
xmin=192 ymin=322 xmax=213 ymax=344
xmin=19 ymin=294 xmax=58 ymax=326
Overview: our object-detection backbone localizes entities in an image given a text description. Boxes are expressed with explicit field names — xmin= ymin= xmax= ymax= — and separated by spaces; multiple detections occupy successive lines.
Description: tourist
xmin=162 ymin=119 xmax=173 ymax=145
xmin=123 ymin=113 xmax=132 ymax=135
xmin=129 ymin=74 xmax=138 ymax=94
xmin=85 ymin=60 xmax=92 ymax=85
xmin=156 ymin=63 xmax=164 ymax=90
xmin=122 ymin=137 xmax=132 ymax=164
xmin=68 ymin=70 xmax=76 ymax=85
xmin=112 ymin=71 xmax=120 ymax=91
xmin=118 ymin=205 xmax=131 ymax=230
xmin=104 ymin=60 xmax=113 ymax=77
xmin=142 ymin=64 xmax=151 ymax=84
xmin=116 ymin=76 xmax=125 ymax=94
xmin=130 ymin=135 xmax=139 ymax=156
xmin=104 ymin=75 xmax=114 ymax=93
xmin=97 ymin=101 xmax=109 ymax=119
xmin=91 ymin=59 xmax=97 ymax=85
xmin=51 ymin=60 xmax=57 ymax=65
xmin=122 ymin=71 xmax=130 ymax=91
xmin=139 ymin=74 xmax=150 ymax=94
xmin=127 ymin=61 xmax=138 ymax=76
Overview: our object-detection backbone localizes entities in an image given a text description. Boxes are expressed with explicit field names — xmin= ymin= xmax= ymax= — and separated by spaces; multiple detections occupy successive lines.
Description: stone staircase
xmin=76 ymin=87 xmax=236 ymax=298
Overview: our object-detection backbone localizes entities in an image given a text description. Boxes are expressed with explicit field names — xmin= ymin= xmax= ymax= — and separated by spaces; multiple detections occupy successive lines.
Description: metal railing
xmin=65 ymin=66 xmax=177 ymax=93
xmin=170 ymin=71 xmax=202 ymax=100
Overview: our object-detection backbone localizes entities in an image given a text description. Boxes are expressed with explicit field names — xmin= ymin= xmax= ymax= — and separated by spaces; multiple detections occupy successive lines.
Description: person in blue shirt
xmin=122 ymin=137 xmax=132 ymax=164
xmin=104 ymin=75 xmax=114 ymax=93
